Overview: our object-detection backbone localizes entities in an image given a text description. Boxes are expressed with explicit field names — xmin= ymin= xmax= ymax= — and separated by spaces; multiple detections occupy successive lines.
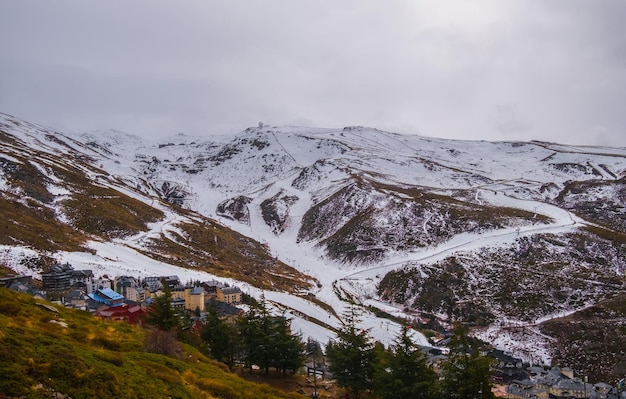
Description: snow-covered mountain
xmin=1 ymin=112 xmax=625 ymax=368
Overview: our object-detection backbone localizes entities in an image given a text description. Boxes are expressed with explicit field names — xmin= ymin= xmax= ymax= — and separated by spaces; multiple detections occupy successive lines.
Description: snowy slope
xmin=1 ymin=112 xmax=625 ymax=362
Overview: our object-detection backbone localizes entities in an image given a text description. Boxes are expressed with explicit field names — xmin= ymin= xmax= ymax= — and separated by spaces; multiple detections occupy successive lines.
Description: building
xmin=41 ymin=263 xmax=73 ymax=292
xmin=489 ymin=349 xmax=528 ymax=382
xmin=70 ymin=269 xmax=94 ymax=293
xmin=162 ymin=275 xmax=181 ymax=288
xmin=66 ymin=289 xmax=87 ymax=309
xmin=90 ymin=276 xmax=113 ymax=293
xmin=96 ymin=304 xmax=146 ymax=325
xmin=115 ymin=276 xmax=145 ymax=303
xmin=171 ymin=285 xmax=206 ymax=312
xmin=187 ymin=286 xmax=205 ymax=312
xmin=0 ymin=274 xmax=32 ymax=293
xmin=507 ymin=367 xmax=621 ymax=399
xmin=143 ymin=275 xmax=181 ymax=296
xmin=143 ymin=276 xmax=162 ymax=291
xmin=87 ymin=287 xmax=125 ymax=308
xmin=217 ymin=286 xmax=242 ymax=304
xmin=202 ymin=280 xmax=224 ymax=298
xmin=41 ymin=263 xmax=94 ymax=295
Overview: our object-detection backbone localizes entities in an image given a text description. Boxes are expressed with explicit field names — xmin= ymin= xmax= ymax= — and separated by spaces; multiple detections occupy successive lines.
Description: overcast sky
xmin=1 ymin=1 xmax=625 ymax=147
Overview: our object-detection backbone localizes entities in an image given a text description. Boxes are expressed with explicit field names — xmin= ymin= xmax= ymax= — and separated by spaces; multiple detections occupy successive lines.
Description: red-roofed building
xmin=95 ymin=304 xmax=146 ymax=325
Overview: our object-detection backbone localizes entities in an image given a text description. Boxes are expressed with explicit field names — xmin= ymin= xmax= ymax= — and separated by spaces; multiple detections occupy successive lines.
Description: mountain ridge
xmin=1 ymin=112 xmax=624 ymax=376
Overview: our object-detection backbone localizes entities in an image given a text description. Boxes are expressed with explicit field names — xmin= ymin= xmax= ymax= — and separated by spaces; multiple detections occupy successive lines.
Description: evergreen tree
xmin=374 ymin=324 xmax=437 ymax=399
xmin=143 ymin=281 xmax=182 ymax=358
xmin=201 ymin=301 xmax=236 ymax=366
xmin=272 ymin=314 xmax=306 ymax=374
xmin=437 ymin=322 xmax=495 ymax=399
xmin=306 ymin=337 xmax=324 ymax=360
xmin=326 ymin=307 xmax=375 ymax=398
xmin=145 ymin=280 xmax=179 ymax=331
xmin=239 ymin=301 xmax=278 ymax=373
xmin=238 ymin=304 xmax=265 ymax=371
xmin=238 ymin=301 xmax=306 ymax=374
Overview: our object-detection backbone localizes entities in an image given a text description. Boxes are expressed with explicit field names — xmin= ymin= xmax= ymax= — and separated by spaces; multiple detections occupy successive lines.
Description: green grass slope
xmin=0 ymin=288 xmax=304 ymax=399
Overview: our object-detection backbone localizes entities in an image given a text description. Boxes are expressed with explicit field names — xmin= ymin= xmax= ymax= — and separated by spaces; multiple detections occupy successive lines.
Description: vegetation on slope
xmin=0 ymin=193 xmax=87 ymax=252
xmin=63 ymin=184 xmax=164 ymax=239
xmin=1 ymin=127 xmax=313 ymax=293
xmin=144 ymin=214 xmax=314 ymax=292
xmin=378 ymin=231 xmax=626 ymax=324
xmin=541 ymin=295 xmax=626 ymax=383
xmin=0 ymin=154 xmax=87 ymax=252
xmin=554 ymin=179 xmax=625 ymax=233
xmin=300 ymin=179 xmax=551 ymax=263
xmin=0 ymin=288 xmax=305 ymax=399
xmin=1 ymin=129 xmax=164 ymax=250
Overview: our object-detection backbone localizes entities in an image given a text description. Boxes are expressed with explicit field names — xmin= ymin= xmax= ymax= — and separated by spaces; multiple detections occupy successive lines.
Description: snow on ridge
xmin=2 ymin=113 xmax=625 ymax=357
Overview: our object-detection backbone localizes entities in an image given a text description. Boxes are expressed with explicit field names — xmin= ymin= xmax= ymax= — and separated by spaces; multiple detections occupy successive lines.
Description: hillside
xmin=0 ymin=114 xmax=313 ymax=292
xmin=1 ymin=112 xmax=626 ymax=380
xmin=541 ymin=295 xmax=626 ymax=383
xmin=0 ymin=288 xmax=304 ymax=399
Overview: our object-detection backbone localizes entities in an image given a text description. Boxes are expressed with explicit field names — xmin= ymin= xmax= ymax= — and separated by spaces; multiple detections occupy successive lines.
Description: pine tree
xmin=238 ymin=301 xmax=306 ymax=374
xmin=374 ymin=324 xmax=437 ymax=399
xmin=143 ymin=280 xmax=182 ymax=357
xmin=326 ymin=307 xmax=375 ymax=398
xmin=201 ymin=301 xmax=236 ymax=366
xmin=239 ymin=304 xmax=266 ymax=371
xmin=272 ymin=314 xmax=306 ymax=374
xmin=438 ymin=322 xmax=495 ymax=399
xmin=145 ymin=280 xmax=179 ymax=331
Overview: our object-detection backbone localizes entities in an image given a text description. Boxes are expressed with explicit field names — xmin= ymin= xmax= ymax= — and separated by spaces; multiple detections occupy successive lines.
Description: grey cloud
xmin=0 ymin=1 xmax=625 ymax=147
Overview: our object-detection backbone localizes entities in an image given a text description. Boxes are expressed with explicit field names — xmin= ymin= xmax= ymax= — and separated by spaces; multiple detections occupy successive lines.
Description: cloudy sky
xmin=1 ymin=1 xmax=625 ymax=147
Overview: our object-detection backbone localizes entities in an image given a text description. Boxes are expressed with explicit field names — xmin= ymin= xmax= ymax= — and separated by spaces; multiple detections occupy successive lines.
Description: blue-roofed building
xmin=88 ymin=287 xmax=125 ymax=307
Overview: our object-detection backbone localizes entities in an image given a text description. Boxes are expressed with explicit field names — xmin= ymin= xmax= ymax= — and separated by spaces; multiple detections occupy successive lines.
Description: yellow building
xmin=217 ymin=286 xmax=242 ymax=304
xmin=171 ymin=286 xmax=206 ymax=312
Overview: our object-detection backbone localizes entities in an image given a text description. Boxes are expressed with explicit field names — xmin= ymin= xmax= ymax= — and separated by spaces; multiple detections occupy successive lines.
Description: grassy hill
xmin=0 ymin=288 xmax=305 ymax=399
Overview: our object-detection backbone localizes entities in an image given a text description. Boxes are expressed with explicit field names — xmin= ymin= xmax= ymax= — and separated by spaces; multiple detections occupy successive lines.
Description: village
xmin=1 ymin=262 xmax=624 ymax=399
xmin=0 ymin=262 xmax=243 ymax=324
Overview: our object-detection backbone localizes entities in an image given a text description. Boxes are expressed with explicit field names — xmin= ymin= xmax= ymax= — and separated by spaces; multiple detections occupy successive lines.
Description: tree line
xmin=146 ymin=284 xmax=495 ymax=399
xmin=325 ymin=307 xmax=495 ymax=399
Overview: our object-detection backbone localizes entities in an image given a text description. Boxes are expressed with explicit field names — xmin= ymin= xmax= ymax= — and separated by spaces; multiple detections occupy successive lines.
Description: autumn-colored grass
xmin=0 ymin=288 xmax=306 ymax=399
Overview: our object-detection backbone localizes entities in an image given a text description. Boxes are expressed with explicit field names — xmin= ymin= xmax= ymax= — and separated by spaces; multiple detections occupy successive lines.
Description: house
xmin=0 ymin=274 xmax=32 ymax=293
xmin=508 ymin=378 xmax=548 ymax=399
xmin=217 ymin=286 xmax=242 ymax=304
xmin=41 ymin=262 xmax=94 ymax=296
xmin=171 ymin=297 xmax=186 ymax=311
xmin=508 ymin=366 xmax=613 ymax=399
xmin=202 ymin=280 xmax=224 ymax=298
xmin=187 ymin=286 xmax=205 ymax=312
xmin=489 ymin=349 xmax=528 ymax=382
xmin=96 ymin=304 xmax=146 ymax=325
xmin=206 ymin=299 xmax=242 ymax=317
xmin=87 ymin=287 xmax=125 ymax=308
xmin=0 ymin=274 xmax=32 ymax=288
xmin=162 ymin=275 xmax=181 ymax=288
xmin=70 ymin=269 xmax=94 ymax=292
xmin=115 ymin=275 xmax=145 ymax=303
xmin=90 ymin=276 xmax=113 ymax=293
xmin=591 ymin=382 xmax=614 ymax=399
xmin=66 ymin=289 xmax=87 ymax=309
xmin=171 ymin=285 xmax=206 ymax=312
xmin=551 ymin=375 xmax=587 ymax=398
xmin=143 ymin=275 xmax=181 ymax=297
xmin=143 ymin=276 xmax=163 ymax=292
xmin=41 ymin=263 xmax=74 ymax=292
